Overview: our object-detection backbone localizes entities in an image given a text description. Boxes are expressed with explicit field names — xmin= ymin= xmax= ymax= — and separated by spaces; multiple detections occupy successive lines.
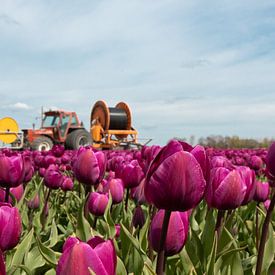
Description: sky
xmin=0 ymin=0 xmax=275 ymax=145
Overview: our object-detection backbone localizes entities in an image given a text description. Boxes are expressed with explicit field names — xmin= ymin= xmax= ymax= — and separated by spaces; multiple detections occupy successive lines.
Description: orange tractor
xmin=22 ymin=110 xmax=91 ymax=150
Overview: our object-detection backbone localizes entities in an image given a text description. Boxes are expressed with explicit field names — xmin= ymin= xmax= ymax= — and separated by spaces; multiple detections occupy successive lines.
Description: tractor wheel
xmin=31 ymin=136 xmax=53 ymax=151
xmin=65 ymin=129 xmax=92 ymax=150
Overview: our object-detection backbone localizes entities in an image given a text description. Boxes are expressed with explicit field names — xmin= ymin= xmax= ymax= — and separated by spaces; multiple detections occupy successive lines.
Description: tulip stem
xmin=41 ymin=189 xmax=51 ymax=231
xmin=156 ymin=210 xmax=171 ymax=275
xmin=5 ymin=187 xmax=10 ymax=203
xmin=93 ymin=217 xmax=98 ymax=229
xmin=125 ymin=188 xmax=130 ymax=212
xmin=255 ymin=203 xmax=259 ymax=250
xmin=215 ymin=210 xmax=225 ymax=240
xmin=255 ymin=191 xmax=275 ymax=275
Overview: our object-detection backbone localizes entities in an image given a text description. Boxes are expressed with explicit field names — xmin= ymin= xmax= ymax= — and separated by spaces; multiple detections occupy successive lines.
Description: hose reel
xmin=91 ymin=100 xmax=133 ymax=139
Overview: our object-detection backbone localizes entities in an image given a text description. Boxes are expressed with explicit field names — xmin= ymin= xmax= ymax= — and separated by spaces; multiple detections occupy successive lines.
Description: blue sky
xmin=0 ymin=0 xmax=275 ymax=145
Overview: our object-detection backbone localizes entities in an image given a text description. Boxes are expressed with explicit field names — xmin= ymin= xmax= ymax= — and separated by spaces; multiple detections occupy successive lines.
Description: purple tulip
xmin=0 ymin=203 xmax=22 ymax=251
xmin=104 ymin=178 xmax=124 ymax=204
xmin=52 ymin=145 xmax=65 ymax=157
xmin=266 ymin=142 xmax=275 ymax=186
xmin=250 ymin=155 xmax=263 ymax=171
xmin=56 ymin=236 xmax=116 ymax=275
xmin=149 ymin=209 xmax=189 ymax=256
xmin=121 ymin=160 xmax=144 ymax=189
xmin=0 ymin=155 xmax=24 ymax=188
xmin=73 ymin=148 xmax=106 ymax=185
xmin=44 ymin=165 xmax=64 ymax=190
xmin=205 ymin=167 xmax=247 ymax=210
xmin=22 ymin=155 xmax=34 ymax=183
xmin=131 ymin=178 xmax=147 ymax=205
xmin=145 ymin=139 xmax=206 ymax=211
xmin=88 ymin=192 xmax=109 ymax=216
xmin=236 ymin=166 xmax=256 ymax=205
xmin=132 ymin=205 xmax=146 ymax=229
xmin=10 ymin=185 xmax=24 ymax=202
xmin=27 ymin=194 xmax=40 ymax=210
xmin=254 ymin=181 xmax=270 ymax=203
xmin=115 ymin=224 xmax=120 ymax=238
xmin=61 ymin=177 xmax=74 ymax=191
xmin=211 ymin=156 xmax=235 ymax=170
xmin=0 ymin=248 xmax=5 ymax=275
xmin=263 ymin=199 xmax=271 ymax=211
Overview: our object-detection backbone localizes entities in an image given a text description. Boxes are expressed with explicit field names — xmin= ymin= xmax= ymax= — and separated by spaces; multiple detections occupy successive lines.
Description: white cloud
xmin=7 ymin=102 xmax=31 ymax=110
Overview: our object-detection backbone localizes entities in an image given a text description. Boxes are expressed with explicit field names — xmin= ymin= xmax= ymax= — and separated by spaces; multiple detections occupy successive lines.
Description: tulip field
xmin=0 ymin=140 xmax=274 ymax=275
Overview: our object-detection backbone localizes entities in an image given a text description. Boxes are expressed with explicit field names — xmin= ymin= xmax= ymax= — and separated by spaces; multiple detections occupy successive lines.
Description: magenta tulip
xmin=149 ymin=209 xmax=189 ymax=256
xmin=44 ymin=165 xmax=64 ymax=190
xmin=56 ymin=236 xmax=116 ymax=275
xmin=132 ymin=205 xmax=145 ymax=229
xmin=61 ymin=177 xmax=74 ymax=191
xmin=145 ymin=140 xmax=206 ymax=211
xmin=105 ymin=178 xmax=124 ymax=204
xmin=27 ymin=194 xmax=40 ymax=210
xmin=88 ymin=192 xmax=109 ymax=216
xmin=266 ymin=142 xmax=275 ymax=186
xmin=0 ymin=203 xmax=22 ymax=251
xmin=254 ymin=181 xmax=270 ymax=203
xmin=121 ymin=160 xmax=144 ymax=189
xmin=0 ymin=155 xmax=24 ymax=188
xmin=236 ymin=166 xmax=256 ymax=205
xmin=73 ymin=148 xmax=106 ymax=185
xmin=205 ymin=167 xmax=247 ymax=210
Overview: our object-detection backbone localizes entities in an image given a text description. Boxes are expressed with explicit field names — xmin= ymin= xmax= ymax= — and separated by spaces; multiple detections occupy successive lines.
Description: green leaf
xmin=36 ymin=236 xmax=60 ymax=267
xmin=44 ymin=268 xmax=56 ymax=275
xmin=116 ymin=257 xmax=127 ymax=275
xmin=76 ymin=199 xmax=91 ymax=241
xmin=139 ymin=212 xmax=150 ymax=252
xmin=24 ymin=246 xmax=46 ymax=271
xmin=201 ymin=209 xmax=216 ymax=263
xmin=7 ymin=229 xmax=34 ymax=271
xmin=262 ymin=223 xmax=275 ymax=273
xmin=120 ymin=223 xmax=146 ymax=255
xmin=48 ymin=219 xmax=58 ymax=247
xmin=206 ymin=231 xmax=217 ymax=275
xmin=103 ymin=193 xmax=116 ymax=238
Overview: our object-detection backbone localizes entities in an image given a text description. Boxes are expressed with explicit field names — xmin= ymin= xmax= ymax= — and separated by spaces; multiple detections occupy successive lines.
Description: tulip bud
xmin=88 ymin=192 xmax=109 ymax=216
xmin=132 ymin=205 xmax=145 ymax=229
xmin=149 ymin=209 xmax=189 ymax=256
xmin=73 ymin=148 xmax=106 ymax=185
xmin=0 ymin=203 xmax=22 ymax=251
xmin=145 ymin=140 xmax=206 ymax=211
xmin=61 ymin=177 xmax=74 ymax=191
xmin=115 ymin=224 xmax=121 ymax=238
xmin=56 ymin=236 xmax=116 ymax=275
xmin=28 ymin=194 xmax=40 ymax=210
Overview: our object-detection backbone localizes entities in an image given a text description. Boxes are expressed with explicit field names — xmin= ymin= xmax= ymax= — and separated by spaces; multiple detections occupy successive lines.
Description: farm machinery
xmin=0 ymin=100 xmax=141 ymax=150
xmin=0 ymin=110 xmax=91 ymax=150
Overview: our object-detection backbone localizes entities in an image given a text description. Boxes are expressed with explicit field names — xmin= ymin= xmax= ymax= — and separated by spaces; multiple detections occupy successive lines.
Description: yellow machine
xmin=0 ymin=117 xmax=24 ymax=149
xmin=91 ymin=100 xmax=140 ymax=149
